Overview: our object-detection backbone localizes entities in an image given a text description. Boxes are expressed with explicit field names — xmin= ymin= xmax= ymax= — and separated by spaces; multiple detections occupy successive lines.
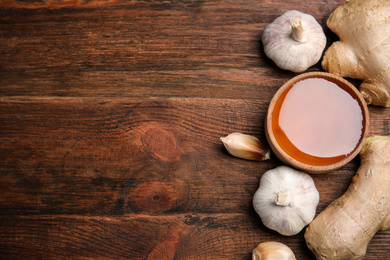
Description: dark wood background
xmin=0 ymin=0 xmax=389 ymax=259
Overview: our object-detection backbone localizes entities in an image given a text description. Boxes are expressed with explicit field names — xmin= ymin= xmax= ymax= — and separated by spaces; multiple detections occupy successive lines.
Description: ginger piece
xmin=322 ymin=0 xmax=390 ymax=107
xmin=304 ymin=136 xmax=390 ymax=260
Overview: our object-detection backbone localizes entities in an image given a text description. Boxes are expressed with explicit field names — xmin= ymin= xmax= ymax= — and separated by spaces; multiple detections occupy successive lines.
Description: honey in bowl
xmin=266 ymin=72 xmax=369 ymax=173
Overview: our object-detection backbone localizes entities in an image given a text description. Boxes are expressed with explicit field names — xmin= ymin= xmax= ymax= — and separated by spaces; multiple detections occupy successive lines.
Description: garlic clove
xmin=220 ymin=133 xmax=270 ymax=161
xmin=252 ymin=241 xmax=296 ymax=260
xmin=253 ymin=166 xmax=320 ymax=236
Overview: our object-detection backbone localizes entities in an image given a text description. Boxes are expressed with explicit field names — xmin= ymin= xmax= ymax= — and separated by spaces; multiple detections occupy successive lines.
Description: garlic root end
xmin=291 ymin=18 xmax=304 ymax=43
xmin=275 ymin=192 xmax=291 ymax=207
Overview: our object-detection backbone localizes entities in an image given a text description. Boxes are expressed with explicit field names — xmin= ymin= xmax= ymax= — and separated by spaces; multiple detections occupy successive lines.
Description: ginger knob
xmin=305 ymin=136 xmax=390 ymax=259
xmin=321 ymin=0 xmax=390 ymax=107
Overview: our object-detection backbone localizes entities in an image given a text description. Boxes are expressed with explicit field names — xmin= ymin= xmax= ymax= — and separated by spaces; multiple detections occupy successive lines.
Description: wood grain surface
xmin=0 ymin=0 xmax=389 ymax=259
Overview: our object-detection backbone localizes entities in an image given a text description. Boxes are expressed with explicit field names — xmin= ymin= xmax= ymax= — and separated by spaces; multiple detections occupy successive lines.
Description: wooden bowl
xmin=265 ymin=72 xmax=369 ymax=174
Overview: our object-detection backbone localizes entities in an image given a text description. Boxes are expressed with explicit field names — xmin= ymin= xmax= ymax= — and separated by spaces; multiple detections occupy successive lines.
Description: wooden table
xmin=1 ymin=0 xmax=389 ymax=259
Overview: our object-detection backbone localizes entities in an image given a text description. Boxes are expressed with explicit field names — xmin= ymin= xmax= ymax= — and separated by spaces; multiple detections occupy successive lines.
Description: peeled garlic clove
xmin=220 ymin=133 xmax=270 ymax=161
xmin=253 ymin=166 xmax=319 ymax=236
xmin=252 ymin=241 xmax=296 ymax=260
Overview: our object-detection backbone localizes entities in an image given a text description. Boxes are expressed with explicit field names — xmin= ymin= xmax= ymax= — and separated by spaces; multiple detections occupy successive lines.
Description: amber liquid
xmin=272 ymin=78 xmax=364 ymax=166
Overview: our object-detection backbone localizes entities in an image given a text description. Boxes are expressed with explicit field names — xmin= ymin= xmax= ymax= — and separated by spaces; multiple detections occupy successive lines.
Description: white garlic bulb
xmin=253 ymin=166 xmax=319 ymax=236
xmin=220 ymin=133 xmax=270 ymax=161
xmin=252 ymin=241 xmax=296 ymax=260
xmin=262 ymin=10 xmax=326 ymax=73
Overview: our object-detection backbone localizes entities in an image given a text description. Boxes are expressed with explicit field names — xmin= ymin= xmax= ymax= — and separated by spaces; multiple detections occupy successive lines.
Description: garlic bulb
xmin=262 ymin=10 xmax=326 ymax=73
xmin=252 ymin=241 xmax=296 ymax=260
xmin=220 ymin=133 xmax=270 ymax=161
xmin=253 ymin=166 xmax=319 ymax=236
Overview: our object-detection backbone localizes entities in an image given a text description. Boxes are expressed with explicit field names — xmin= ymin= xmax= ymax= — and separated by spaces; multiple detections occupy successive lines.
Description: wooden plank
xmin=1 ymin=97 xmax=389 ymax=215
xmin=0 ymin=97 xmax=272 ymax=216
xmin=0 ymin=97 xmax=371 ymax=216
xmin=0 ymin=214 xmax=309 ymax=259
xmin=0 ymin=214 xmax=388 ymax=259
xmin=0 ymin=0 xmax=343 ymax=99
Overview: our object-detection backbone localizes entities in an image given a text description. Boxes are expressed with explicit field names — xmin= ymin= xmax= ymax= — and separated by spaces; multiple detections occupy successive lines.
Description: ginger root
xmin=304 ymin=136 xmax=390 ymax=259
xmin=322 ymin=0 xmax=390 ymax=107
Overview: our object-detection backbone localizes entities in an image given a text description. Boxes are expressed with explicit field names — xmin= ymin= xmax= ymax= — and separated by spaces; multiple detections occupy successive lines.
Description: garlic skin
xmin=262 ymin=10 xmax=326 ymax=73
xmin=253 ymin=166 xmax=319 ymax=236
xmin=252 ymin=241 xmax=296 ymax=260
xmin=220 ymin=133 xmax=270 ymax=161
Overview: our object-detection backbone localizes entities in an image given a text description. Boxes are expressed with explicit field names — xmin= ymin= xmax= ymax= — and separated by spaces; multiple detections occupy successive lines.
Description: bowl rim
xmin=265 ymin=72 xmax=370 ymax=174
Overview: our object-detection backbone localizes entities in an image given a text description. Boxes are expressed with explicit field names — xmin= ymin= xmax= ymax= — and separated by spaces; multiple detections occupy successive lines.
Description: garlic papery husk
xmin=252 ymin=241 xmax=296 ymax=260
xmin=220 ymin=133 xmax=270 ymax=161
xmin=253 ymin=166 xmax=319 ymax=236
xmin=262 ymin=10 xmax=326 ymax=73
